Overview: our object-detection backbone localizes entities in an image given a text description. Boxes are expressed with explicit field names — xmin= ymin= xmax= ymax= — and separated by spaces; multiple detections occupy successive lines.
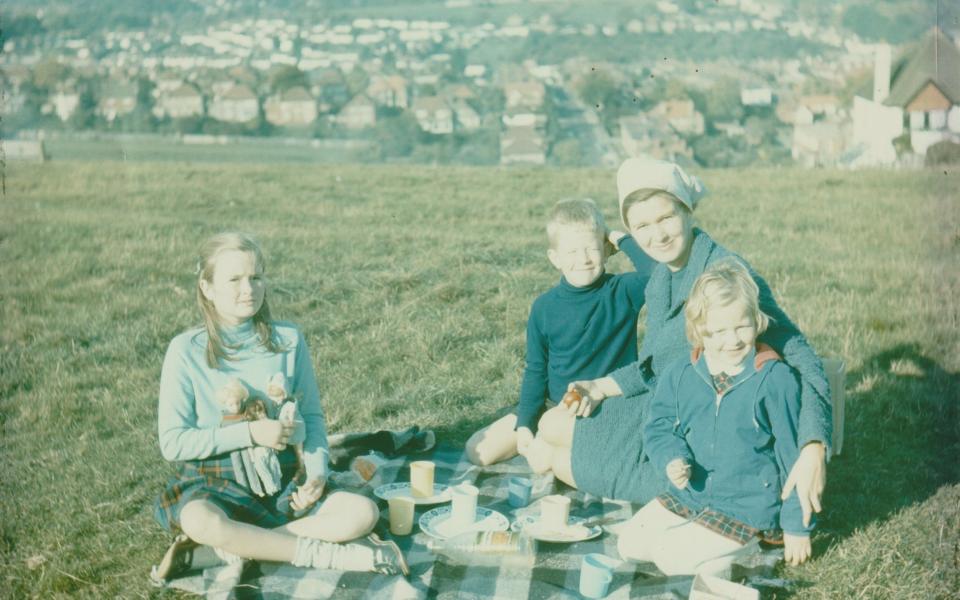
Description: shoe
xmin=364 ymin=533 xmax=410 ymax=577
xmin=150 ymin=534 xmax=198 ymax=586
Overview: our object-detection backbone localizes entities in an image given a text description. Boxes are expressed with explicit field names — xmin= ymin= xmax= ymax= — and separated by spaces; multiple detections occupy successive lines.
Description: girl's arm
xmin=291 ymin=330 xmax=330 ymax=481
xmin=516 ymin=303 xmax=549 ymax=431
xmin=764 ymin=363 xmax=815 ymax=536
xmin=642 ymin=364 xmax=693 ymax=473
xmin=157 ymin=338 xmax=253 ymax=461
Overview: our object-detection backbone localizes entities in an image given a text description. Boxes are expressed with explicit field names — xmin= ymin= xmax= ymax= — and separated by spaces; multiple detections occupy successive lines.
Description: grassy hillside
xmin=1 ymin=162 xmax=958 ymax=598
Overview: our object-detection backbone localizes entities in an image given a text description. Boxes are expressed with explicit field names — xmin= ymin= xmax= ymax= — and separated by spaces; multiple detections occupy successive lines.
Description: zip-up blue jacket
xmin=643 ymin=344 xmax=814 ymax=536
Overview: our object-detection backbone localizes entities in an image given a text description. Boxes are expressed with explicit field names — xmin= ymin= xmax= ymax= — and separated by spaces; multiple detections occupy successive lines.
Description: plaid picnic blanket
xmin=162 ymin=444 xmax=784 ymax=599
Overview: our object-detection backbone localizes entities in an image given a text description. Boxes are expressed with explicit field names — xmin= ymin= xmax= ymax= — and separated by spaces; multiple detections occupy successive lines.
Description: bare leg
xmin=180 ymin=500 xmax=297 ymax=563
xmin=465 ymin=413 xmax=519 ymax=466
xmin=549 ymin=446 xmax=577 ymax=488
xmin=280 ymin=491 xmax=378 ymax=542
xmin=536 ymin=407 xmax=575 ymax=448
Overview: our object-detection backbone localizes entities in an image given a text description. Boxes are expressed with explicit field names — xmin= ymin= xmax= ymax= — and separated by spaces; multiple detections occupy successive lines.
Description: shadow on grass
xmin=816 ymin=344 xmax=960 ymax=549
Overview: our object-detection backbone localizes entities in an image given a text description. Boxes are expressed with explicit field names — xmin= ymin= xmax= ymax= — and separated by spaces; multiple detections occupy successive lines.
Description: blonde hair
xmin=546 ymin=198 xmax=607 ymax=248
xmin=621 ymin=188 xmax=691 ymax=229
xmin=196 ymin=232 xmax=283 ymax=368
xmin=684 ymin=257 xmax=770 ymax=348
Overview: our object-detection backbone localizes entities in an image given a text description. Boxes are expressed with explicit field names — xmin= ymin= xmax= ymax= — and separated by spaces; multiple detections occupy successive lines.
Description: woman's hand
xmin=666 ymin=458 xmax=692 ymax=490
xmin=249 ymin=419 xmax=295 ymax=451
xmin=783 ymin=533 xmax=812 ymax=566
xmin=566 ymin=377 xmax=622 ymax=417
xmin=290 ymin=477 xmax=326 ymax=513
xmin=781 ymin=442 xmax=826 ymax=527
xmin=515 ymin=427 xmax=535 ymax=455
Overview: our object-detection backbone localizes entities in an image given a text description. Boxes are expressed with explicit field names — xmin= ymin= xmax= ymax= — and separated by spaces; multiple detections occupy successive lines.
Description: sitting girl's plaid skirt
xmin=155 ymin=448 xmax=300 ymax=534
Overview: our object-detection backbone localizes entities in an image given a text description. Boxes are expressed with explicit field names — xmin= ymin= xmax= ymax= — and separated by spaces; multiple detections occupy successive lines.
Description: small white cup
xmin=539 ymin=494 xmax=571 ymax=531
xmin=388 ymin=496 xmax=415 ymax=536
xmin=410 ymin=460 xmax=435 ymax=498
xmin=449 ymin=483 xmax=479 ymax=531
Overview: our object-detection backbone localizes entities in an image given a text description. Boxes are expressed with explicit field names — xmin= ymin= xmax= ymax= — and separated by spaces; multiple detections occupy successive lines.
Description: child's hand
xmin=607 ymin=229 xmax=627 ymax=249
xmin=249 ymin=419 xmax=294 ymax=451
xmin=290 ymin=477 xmax=326 ymax=513
xmin=666 ymin=458 xmax=692 ymax=489
xmin=515 ymin=427 xmax=535 ymax=455
xmin=783 ymin=533 xmax=812 ymax=566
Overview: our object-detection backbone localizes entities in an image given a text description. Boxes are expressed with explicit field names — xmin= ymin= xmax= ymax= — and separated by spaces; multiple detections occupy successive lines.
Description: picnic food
xmin=561 ymin=388 xmax=582 ymax=408
xmin=427 ymin=531 xmax=536 ymax=567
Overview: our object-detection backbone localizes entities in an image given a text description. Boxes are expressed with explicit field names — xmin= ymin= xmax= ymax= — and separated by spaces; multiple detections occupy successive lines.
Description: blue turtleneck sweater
xmin=516 ymin=236 xmax=653 ymax=430
xmin=157 ymin=320 xmax=330 ymax=481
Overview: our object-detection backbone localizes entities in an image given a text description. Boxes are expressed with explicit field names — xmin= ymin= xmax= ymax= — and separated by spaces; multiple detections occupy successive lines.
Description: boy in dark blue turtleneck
xmin=466 ymin=198 xmax=654 ymax=466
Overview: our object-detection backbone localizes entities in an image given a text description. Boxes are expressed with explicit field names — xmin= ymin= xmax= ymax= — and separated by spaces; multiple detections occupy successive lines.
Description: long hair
xmin=196 ymin=232 xmax=283 ymax=368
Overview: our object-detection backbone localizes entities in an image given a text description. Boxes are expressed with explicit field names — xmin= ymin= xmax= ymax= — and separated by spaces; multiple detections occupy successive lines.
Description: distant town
xmin=3 ymin=0 xmax=958 ymax=167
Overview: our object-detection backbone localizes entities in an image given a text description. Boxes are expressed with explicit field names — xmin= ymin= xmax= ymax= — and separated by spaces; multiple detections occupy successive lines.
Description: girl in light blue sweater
xmin=152 ymin=233 xmax=407 ymax=583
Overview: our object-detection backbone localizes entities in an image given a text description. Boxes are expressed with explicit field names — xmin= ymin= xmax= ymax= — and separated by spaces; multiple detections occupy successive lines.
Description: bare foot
xmin=524 ymin=437 xmax=556 ymax=474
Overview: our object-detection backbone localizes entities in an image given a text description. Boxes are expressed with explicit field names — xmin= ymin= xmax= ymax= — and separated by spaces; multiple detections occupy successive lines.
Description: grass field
xmin=1 ymin=161 xmax=958 ymax=598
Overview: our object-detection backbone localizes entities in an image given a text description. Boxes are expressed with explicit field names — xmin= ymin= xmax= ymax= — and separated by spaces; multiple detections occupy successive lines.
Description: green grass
xmin=1 ymin=161 xmax=958 ymax=598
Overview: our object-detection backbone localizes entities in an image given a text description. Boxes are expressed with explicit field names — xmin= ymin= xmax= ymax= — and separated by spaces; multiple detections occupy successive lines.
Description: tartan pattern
xmin=162 ymin=445 xmax=784 ymax=599
xmin=656 ymin=492 xmax=762 ymax=545
xmin=711 ymin=371 xmax=733 ymax=394
xmin=154 ymin=448 xmax=300 ymax=534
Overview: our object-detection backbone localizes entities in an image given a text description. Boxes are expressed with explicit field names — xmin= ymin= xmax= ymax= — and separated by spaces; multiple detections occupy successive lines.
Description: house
xmin=453 ymin=101 xmax=481 ymax=131
xmin=264 ymin=86 xmax=317 ymax=126
xmin=50 ymin=88 xmax=80 ymax=121
xmin=366 ymin=75 xmax=409 ymax=108
xmin=443 ymin=84 xmax=476 ymax=103
xmin=503 ymin=80 xmax=546 ymax=109
xmin=500 ymin=126 xmax=546 ymax=165
xmin=310 ymin=69 xmax=351 ymax=112
xmin=650 ymin=99 xmax=704 ymax=135
xmin=884 ymin=27 xmax=960 ymax=154
xmin=98 ymin=81 xmax=137 ymax=121
xmin=502 ymin=105 xmax=547 ymax=129
xmin=335 ymin=94 xmax=376 ymax=129
xmin=792 ymin=121 xmax=847 ymax=167
xmin=154 ymin=83 xmax=204 ymax=119
xmin=209 ymin=84 xmax=259 ymax=123
xmin=412 ymin=96 xmax=453 ymax=134
xmin=741 ymin=87 xmax=773 ymax=107
xmin=619 ymin=114 xmax=690 ymax=161
xmin=852 ymin=28 xmax=960 ymax=161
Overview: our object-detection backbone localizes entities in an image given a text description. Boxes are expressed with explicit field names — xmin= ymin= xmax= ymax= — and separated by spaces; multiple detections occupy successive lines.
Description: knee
xmin=180 ymin=501 xmax=229 ymax=547
xmin=465 ymin=432 xmax=488 ymax=466
xmin=325 ymin=492 xmax=378 ymax=538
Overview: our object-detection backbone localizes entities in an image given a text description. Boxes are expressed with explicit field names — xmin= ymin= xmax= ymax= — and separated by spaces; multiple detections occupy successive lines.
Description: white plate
xmin=510 ymin=514 xmax=603 ymax=543
xmin=419 ymin=506 xmax=510 ymax=540
xmin=373 ymin=482 xmax=451 ymax=505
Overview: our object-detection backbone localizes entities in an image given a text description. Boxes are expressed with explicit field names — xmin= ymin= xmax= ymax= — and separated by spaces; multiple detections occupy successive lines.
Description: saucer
xmin=419 ymin=506 xmax=510 ymax=540
xmin=373 ymin=482 xmax=451 ymax=505
xmin=510 ymin=514 xmax=603 ymax=543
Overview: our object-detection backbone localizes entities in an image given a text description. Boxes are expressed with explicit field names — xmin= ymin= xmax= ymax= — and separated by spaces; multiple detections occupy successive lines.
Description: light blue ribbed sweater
xmin=157 ymin=320 xmax=330 ymax=481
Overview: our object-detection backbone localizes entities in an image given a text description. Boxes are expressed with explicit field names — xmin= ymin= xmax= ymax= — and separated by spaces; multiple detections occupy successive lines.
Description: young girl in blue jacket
xmin=616 ymin=258 xmax=814 ymax=575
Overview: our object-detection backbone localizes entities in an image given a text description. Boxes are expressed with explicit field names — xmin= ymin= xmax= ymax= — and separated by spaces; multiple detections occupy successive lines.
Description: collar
xmin=219 ymin=319 xmax=258 ymax=345
xmin=558 ymin=271 xmax=610 ymax=294
xmin=690 ymin=342 xmax=781 ymax=392
xmin=647 ymin=228 xmax=717 ymax=317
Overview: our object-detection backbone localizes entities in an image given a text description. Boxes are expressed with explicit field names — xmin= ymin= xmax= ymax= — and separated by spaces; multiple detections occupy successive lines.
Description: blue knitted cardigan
xmin=609 ymin=228 xmax=833 ymax=449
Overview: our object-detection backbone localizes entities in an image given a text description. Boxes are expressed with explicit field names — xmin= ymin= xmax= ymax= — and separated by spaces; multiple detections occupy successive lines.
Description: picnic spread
xmin=159 ymin=441 xmax=787 ymax=599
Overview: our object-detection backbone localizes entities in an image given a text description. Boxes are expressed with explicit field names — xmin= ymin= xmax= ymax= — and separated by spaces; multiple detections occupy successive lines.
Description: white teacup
xmin=449 ymin=483 xmax=479 ymax=531
xmin=539 ymin=494 xmax=571 ymax=531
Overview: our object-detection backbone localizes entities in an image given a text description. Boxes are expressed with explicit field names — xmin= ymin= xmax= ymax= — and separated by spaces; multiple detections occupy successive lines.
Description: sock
xmin=212 ymin=547 xmax=244 ymax=566
xmin=292 ymin=537 xmax=375 ymax=572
